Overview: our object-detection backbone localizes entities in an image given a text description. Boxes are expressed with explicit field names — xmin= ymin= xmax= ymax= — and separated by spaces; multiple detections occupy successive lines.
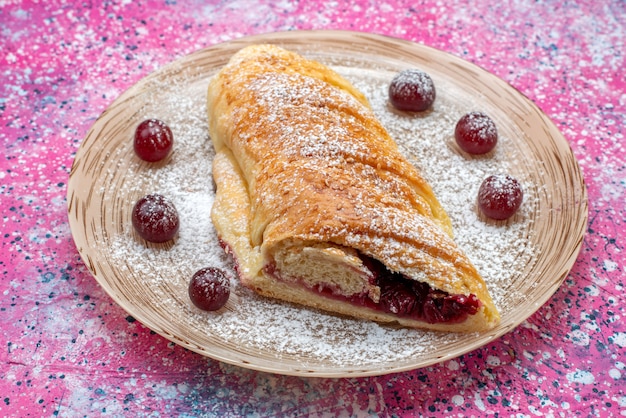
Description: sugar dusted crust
xmin=208 ymin=44 xmax=500 ymax=332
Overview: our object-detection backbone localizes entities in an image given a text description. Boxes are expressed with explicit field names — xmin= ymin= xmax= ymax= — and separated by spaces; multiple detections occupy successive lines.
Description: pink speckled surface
xmin=1 ymin=0 xmax=624 ymax=416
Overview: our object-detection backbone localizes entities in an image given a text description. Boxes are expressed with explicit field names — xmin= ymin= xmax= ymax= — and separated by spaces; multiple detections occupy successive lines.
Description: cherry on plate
xmin=189 ymin=267 xmax=231 ymax=311
xmin=388 ymin=69 xmax=436 ymax=112
xmin=454 ymin=111 xmax=498 ymax=154
xmin=477 ymin=174 xmax=523 ymax=220
xmin=132 ymin=194 xmax=180 ymax=243
xmin=134 ymin=118 xmax=174 ymax=162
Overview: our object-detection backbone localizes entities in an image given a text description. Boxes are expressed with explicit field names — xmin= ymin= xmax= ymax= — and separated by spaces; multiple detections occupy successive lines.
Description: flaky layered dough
xmin=208 ymin=44 xmax=500 ymax=332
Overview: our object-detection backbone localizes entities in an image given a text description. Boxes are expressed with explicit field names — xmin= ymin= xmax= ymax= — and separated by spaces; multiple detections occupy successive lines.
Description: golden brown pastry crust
xmin=208 ymin=44 xmax=500 ymax=332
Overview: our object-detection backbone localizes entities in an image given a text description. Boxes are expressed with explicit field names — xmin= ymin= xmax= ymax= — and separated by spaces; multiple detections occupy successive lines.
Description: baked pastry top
xmin=207 ymin=44 xmax=500 ymax=332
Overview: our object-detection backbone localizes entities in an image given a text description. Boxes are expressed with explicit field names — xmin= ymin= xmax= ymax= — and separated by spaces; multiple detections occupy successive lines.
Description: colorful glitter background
xmin=1 ymin=0 xmax=625 ymax=416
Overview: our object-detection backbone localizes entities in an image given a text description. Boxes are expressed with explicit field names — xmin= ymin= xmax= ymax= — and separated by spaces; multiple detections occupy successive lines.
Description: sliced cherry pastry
xmin=454 ymin=111 xmax=498 ymax=154
xmin=134 ymin=118 xmax=174 ymax=162
xmin=189 ymin=267 xmax=231 ymax=311
xmin=478 ymin=174 xmax=524 ymax=220
xmin=132 ymin=194 xmax=180 ymax=243
xmin=388 ymin=69 xmax=436 ymax=111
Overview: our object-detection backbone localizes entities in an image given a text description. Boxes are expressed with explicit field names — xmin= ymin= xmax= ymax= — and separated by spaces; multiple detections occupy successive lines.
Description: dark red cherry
xmin=132 ymin=194 xmax=179 ymax=242
xmin=134 ymin=119 xmax=173 ymax=162
xmin=388 ymin=69 xmax=436 ymax=111
xmin=188 ymin=267 xmax=231 ymax=311
xmin=454 ymin=111 xmax=498 ymax=154
xmin=478 ymin=174 xmax=524 ymax=220
xmin=379 ymin=280 xmax=417 ymax=315
xmin=371 ymin=257 xmax=482 ymax=324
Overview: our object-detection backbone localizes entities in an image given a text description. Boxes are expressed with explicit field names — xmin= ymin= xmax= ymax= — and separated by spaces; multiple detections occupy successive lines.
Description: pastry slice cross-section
xmin=207 ymin=44 xmax=500 ymax=332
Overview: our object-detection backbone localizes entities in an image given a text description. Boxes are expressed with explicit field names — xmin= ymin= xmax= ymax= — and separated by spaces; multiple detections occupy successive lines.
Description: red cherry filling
xmin=372 ymin=258 xmax=481 ymax=324
xmin=265 ymin=255 xmax=481 ymax=324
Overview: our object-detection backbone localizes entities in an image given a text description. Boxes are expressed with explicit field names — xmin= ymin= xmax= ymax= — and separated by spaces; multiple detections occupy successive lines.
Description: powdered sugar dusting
xmin=103 ymin=61 xmax=537 ymax=368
